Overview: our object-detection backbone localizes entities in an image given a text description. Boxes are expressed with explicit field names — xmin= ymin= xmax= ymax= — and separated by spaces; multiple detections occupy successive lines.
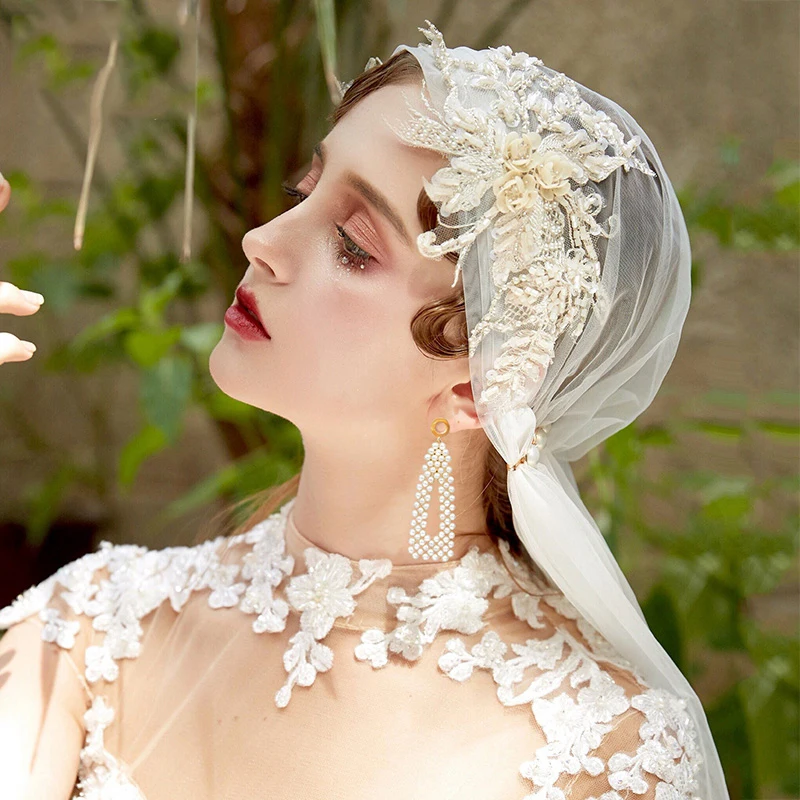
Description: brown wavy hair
xmin=223 ymin=50 xmax=552 ymax=587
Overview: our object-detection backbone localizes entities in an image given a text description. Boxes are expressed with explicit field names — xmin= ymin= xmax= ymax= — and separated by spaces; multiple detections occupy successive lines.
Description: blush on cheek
xmin=321 ymin=300 xmax=417 ymax=393
xmin=324 ymin=287 xmax=393 ymax=341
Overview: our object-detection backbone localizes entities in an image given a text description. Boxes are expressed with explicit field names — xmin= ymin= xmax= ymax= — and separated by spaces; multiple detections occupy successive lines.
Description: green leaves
xmin=124 ymin=327 xmax=182 ymax=367
xmin=705 ymin=686 xmax=756 ymax=800
xmin=678 ymin=150 xmax=800 ymax=251
xmin=16 ymin=33 xmax=95 ymax=88
xmin=161 ymin=443 xmax=299 ymax=522
xmin=24 ymin=464 xmax=78 ymax=547
xmin=140 ymin=271 xmax=183 ymax=324
xmin=204 ymin=391 xmax=258 ymax=424
xmin=123 ymin=25 xmax=181 ymax=97
xmin=140 ymin=354 xmax=193 ymax=440
xmin=641 ymin=583 xmax=685 ymax=672
xmin=6 ymin=253 xmax=82 ymax=312
xmin=119 ymin=354 xmax=194 ymax=488
xmin=739 ymin=623 xmax=800 ymax=796
xmin=592 ymin=395 xmax=799 ymax=792
xmin=118 ymin=424 xmax=168 ymax=488
xmin=180 ymin=322 xmax=223 ymax=358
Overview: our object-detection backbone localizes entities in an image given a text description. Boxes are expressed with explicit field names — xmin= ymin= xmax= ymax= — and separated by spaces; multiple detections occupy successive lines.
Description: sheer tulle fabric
xmin=1 ymin=507 xmax=675 ymax=799
xmin=392 ymin=32 xmax=728 ymax=800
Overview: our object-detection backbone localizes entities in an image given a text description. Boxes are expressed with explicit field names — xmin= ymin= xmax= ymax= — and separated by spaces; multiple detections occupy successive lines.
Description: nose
xmin=242 ymin=226 xmax=279 ymax=278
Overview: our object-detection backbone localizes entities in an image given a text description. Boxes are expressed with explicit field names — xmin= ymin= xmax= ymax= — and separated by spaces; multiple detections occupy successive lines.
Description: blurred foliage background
xmin=0 ymin=1 xmax=797 ymax=797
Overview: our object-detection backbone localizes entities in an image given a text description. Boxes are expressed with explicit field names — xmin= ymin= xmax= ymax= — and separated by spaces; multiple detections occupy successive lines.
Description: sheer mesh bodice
xmin=0 ymin=498 xmax=703 ymax=799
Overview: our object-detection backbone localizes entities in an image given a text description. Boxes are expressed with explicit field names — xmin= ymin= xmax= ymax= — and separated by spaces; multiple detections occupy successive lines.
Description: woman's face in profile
xmin=209 ymin=83 xmax=467 ymax=439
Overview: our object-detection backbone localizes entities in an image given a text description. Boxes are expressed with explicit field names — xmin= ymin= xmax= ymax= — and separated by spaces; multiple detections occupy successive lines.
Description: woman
xmin=0 ymin=22 xmax=729 ymax=800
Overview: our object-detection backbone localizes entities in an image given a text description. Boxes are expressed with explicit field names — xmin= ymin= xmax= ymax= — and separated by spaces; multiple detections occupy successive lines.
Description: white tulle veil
xmin=374 ymin=21 xmax=729 ymax=800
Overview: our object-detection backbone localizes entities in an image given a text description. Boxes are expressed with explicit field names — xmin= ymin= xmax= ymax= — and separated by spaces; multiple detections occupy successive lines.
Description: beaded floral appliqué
xmin=354 ymin=536 xmax=702 ymax=799
xmin=388 ymin=21 xmax=656 ymax=410
xmin=277 ymin=547 xmax=392 ymax=707
xmin=74 ymin=695 xmax=146 ymax=799
xmin=354 ymin=547 xmax=517 ymax=666
xmin=0 ymin=502 xmax=702 ymax=800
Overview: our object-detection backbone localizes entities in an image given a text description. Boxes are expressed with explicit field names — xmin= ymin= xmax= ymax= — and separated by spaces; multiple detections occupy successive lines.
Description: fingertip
xmin=21 ymin=290 xmax=44 ymax=307
xmin=0 ymin=176 xmax=9 ymax=213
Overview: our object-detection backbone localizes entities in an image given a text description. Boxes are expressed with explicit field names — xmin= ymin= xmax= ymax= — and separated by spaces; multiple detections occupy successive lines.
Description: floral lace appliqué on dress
xmin=0 ymin=498 xmax=703 ymax=800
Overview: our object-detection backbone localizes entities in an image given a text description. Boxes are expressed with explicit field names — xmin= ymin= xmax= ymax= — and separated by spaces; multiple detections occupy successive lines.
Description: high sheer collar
xmin=279 ymin=501 xmax=528 ymax=632
xmin=283 ymin=504 xmax=498 ymax=571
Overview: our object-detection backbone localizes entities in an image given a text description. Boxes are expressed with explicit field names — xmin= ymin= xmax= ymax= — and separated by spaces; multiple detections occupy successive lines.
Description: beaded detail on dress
xmin=0 ymin=497 xmax=703 ymax=800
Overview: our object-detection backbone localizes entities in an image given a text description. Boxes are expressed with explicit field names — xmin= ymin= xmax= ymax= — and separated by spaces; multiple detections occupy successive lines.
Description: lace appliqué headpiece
xmin=387 ymin=22 xmax=656 ymax=410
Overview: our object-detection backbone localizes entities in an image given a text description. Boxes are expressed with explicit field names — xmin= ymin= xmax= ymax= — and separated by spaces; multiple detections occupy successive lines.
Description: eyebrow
xmin=314 ymin=141 xmax=412 ymax=246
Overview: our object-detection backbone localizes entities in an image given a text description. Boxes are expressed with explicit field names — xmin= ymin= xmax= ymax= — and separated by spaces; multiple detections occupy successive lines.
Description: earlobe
xmin=450 ymin=380 xmax=482 ymax=430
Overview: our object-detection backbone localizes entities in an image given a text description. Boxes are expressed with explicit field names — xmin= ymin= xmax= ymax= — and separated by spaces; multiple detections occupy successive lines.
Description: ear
xmin=448 ymin=378 xmax=483 ymax=431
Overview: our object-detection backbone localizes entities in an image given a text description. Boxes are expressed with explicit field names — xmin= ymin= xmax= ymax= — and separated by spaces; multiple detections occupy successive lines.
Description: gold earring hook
xmin=431 ymin=418 xmax=450 ymax=438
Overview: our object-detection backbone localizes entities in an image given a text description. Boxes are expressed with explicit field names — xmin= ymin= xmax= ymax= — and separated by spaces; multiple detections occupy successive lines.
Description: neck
xmin=290 ymin=427 xmax=492 ymax=565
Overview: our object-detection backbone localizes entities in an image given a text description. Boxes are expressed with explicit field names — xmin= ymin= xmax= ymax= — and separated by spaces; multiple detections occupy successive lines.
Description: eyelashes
xmin=280 ymin=181 xmax=374 ymax=272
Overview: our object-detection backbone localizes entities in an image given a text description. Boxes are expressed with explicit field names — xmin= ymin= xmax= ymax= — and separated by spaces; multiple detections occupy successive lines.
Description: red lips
xmin=225 ymin=285 xmax=271 ymax=341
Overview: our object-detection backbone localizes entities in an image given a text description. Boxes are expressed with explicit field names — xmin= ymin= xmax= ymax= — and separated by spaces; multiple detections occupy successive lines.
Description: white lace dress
xmin=0 ymin=498 xmax=703 ymax=799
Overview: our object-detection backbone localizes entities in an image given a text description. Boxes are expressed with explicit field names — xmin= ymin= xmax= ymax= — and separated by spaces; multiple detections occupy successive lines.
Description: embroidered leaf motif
xmin=76 ymin=695 xmax=145 ymax=800
xmin=435 ymin=579 xmax=702 ymax=799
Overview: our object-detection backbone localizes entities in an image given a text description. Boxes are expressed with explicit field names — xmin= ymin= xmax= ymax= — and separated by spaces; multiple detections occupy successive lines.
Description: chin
xmin=208 ymin=337 xmax=287 ymax=420
xmin=208 ymin=336 xmax=251 ymax=404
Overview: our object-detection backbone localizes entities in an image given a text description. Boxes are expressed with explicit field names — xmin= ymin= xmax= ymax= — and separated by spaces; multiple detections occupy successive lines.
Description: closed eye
xmin=280 ymin=180 xmax=375 ymax=271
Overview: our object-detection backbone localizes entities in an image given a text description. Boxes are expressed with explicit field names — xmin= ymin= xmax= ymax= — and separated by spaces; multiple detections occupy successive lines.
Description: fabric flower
xmin=40 ymin=607 xmax=81 ymax=649
xmin=493 ymin=170 xmax=538 ymax=213
xmin=278 ymin=547 xmax=392 ymax=707
xmin=501 ymin=130 xmax=543 ymax=172
xmin=286 ymin=549 xmax=356 ymax=638
xmin=576 ymin=671 xmax=631 ymax=723
xmin=529 ymin=149 xmax=577 ymax=201
xmin=385 ymin=22 xmax=656 ymax=408
xmin=491 ymin=125 xmax=578 ymax=214
xmin=0 ymin=578 xmax=56 ymax=627
xmin=85 ymin=644 xmax=120 ymax=683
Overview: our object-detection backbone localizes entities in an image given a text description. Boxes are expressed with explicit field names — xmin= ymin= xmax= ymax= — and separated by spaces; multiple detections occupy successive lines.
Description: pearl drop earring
xmin=408 ymin=417 xmax=456 ymax=561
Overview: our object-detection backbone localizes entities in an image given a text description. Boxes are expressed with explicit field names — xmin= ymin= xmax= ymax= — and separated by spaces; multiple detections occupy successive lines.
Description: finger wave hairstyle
xmin=218 ymin=50 xmax=554 ymax=590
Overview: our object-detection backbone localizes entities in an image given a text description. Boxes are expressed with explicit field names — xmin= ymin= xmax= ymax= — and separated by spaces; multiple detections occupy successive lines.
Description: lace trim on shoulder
xmin=434 ymin=592 xmax=704 ymax=799
xmin=0 ymin=505 xmax=704 ymax=800
xmin=345 ymin=533 xmax=702 ymax=800
xmin=353 ymin=546 xmax=517 ymax=666
xmin=0 ymin=532 xmax=235 ymax=800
